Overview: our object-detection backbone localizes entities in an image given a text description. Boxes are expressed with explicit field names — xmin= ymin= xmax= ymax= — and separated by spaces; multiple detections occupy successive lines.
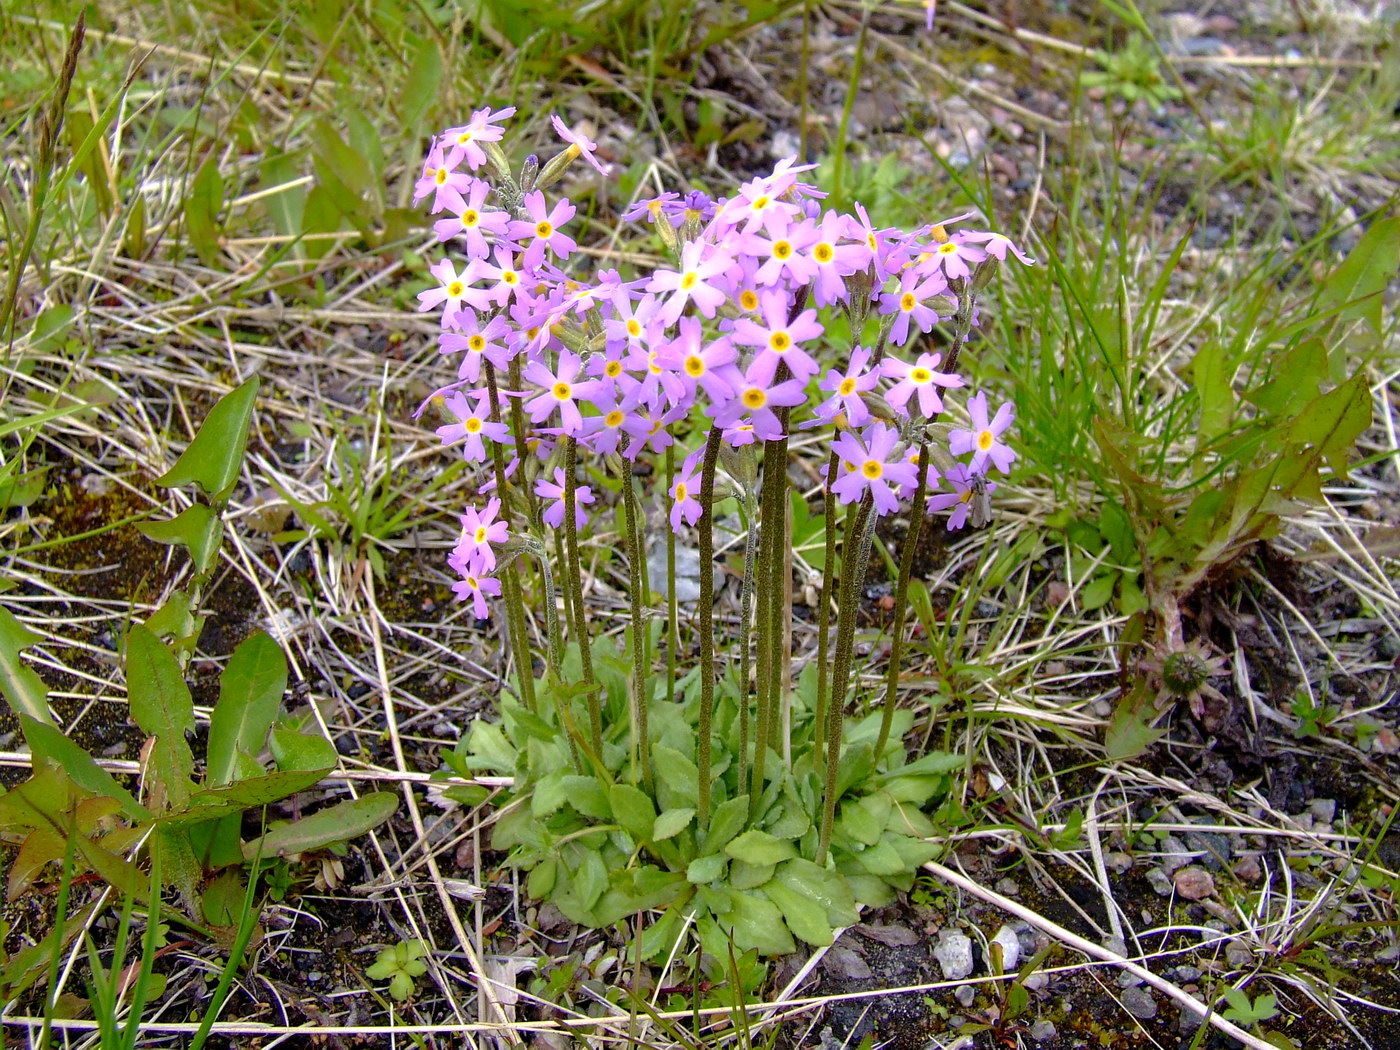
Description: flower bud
xmin=971 ymin=256 xmax=999 ymax=292
xmin=718 ymin=442 xmax=758 ymax=493
xmin=655 ymin=213 xmax=679 ymax=255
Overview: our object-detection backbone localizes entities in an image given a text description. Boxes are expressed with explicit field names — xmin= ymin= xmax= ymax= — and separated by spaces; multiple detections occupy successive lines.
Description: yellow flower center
xmin=742 ymin=388 xmax=767 ymax=409
xmin=773 ymin=240 xmax=792 ymax=260
xmin=465 ymin=418 xmax=483 ymax=433
xmin=978 ymin=430 xmax=994 ymax=451
xmin=752 ymin=194 xmax=770 ymax=211
xmin=535 ymin=221 xmax=553 ymax=239
xmin=681 ymin=272 xmax=698 ymax=290
xmin=900 ymin=292 xmax=917 ymax=312
xmin=648 ymin=352 xmax=662 ymax=375
xmin=739 ymin=289 xmax=759 ymax=312
xmin=838 ymin=378 xmax=856 ymax=396
xmin=468 ymin=335 xmax=486 ymax=352
xmin=938 ymin=241 xmax=958 ymax=256
xmin=910 ymin=367 xmax=932 ymax=384
xmin=768 ymin=332 xmax=791 ymax=353
xmin=552 ymin=382 xmax=571 ymax=400
xmin=474 ymin=525 xmax=487 ymax=542
xmin=862 ymin=460 xmax=883 ymax=480
xmin=605 ymin=360 xmax=623 ymax=377
xmin=648 ymin=200 xmax=664 ymax=216
xmin=461 ymin=210 xmax=480 ymax=229
xmin=675 ymin=482 xmax=688 ymax=500
xmin=685 ymin=355 xmax=705 ymax=377
xmin=447 ymin=281 xmax=464 ymax=298
xmin=458 ymin=130 xmax=474 ymax=144
xmin=605 ymin=409 xmax=625 ymax=427
xmin=503 ymin=271 xmax=518 ymax=285
xmin=814 ymin=243 xmax=834 ymax=263
xmin=434 ymin=168 xmax=447 ymax=185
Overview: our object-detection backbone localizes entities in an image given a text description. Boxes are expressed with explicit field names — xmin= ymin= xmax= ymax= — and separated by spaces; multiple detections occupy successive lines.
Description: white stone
xmin=934 ymin=930 xmax=974 ymax=981
xmin=990 ymin=925 xmax=1020 ymax=972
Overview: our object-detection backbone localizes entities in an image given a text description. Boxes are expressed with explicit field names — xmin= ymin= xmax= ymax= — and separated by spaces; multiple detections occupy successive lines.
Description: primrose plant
xmin=415 ymin=107 xmax=1031 ymax=957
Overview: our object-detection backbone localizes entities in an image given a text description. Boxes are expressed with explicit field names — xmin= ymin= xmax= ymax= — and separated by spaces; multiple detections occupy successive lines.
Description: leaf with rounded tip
xmin=207 ymin=631 xmax=286 ymax=787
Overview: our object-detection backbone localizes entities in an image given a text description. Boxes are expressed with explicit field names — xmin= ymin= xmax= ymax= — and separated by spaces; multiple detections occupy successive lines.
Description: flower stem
xmin=620 ymin=456 xmax=650 ymax=788
xmin=750 ymin=419 xmax=790 ymax=818
xmin=735 ymin=484 xmax=759 ymax=800
xmin=694 ymin=426 xmax=724 ymax=826
xmin=813 ymin=448 xmax=840 ymax=778
xmin=665 ymin=444 xmax=678 ymax=707
xmin=874 ymin=440 xmax=930 ymax=760
xmin=483 ymin=362 xmax=537 ymax=712
xmin=817 ymin=492 xmax=874 ymax=864
xmin=562 ymin=437 xmax=600 ymax=757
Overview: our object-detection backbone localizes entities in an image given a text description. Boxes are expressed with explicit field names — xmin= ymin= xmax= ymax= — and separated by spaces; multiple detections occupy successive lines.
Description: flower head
xmin=535 ymin=467 xmax=596 ymax=529
xmin=949 ymin=392 xmax=1016 ymax=474
xmin=831 ymin=422 xmax=918 ymax=516
xmin=550 ymin=115 xmax=608 ymax=175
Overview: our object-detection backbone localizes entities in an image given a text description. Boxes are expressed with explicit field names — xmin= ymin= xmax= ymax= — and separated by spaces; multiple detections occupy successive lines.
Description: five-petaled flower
xmin=949 ymin=392 xmax=1017 ymax=475
xmin=831 ymin=422 xmax=919 ymax=516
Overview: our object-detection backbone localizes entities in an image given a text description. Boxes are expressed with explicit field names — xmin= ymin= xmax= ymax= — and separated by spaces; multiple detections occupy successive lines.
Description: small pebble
xmin=995 ymin=877 xmax=1020 ymax=897
xmin=1023 ymin=973 xmax=1048 ymax=992
xmin=1310 ymin=798 xmax=1337 ymax=824
xmin=990 ymin=925 xmax=1021 ymax=971
xmin=1233 ymin=855 xmax=1262 ymax=882
xmin=1159 ymin=835 xmax=1190 ymax=874
xmin=1175 ymin=965 xmax=1201 ymax=981
xmin=1104 ymin=851 xmax=1134 ymax=874
xmin=1226 ymin=941 xmax=1253 ymax=968
xmin=1173 ymin=866 xmax=1216 ymax=901
xmin=954 ymin=984 xmax=976 ymax=1007
xmin=1121 ymin=985 xmax=1158 ymax=1020
xmin=1028 ymin=1019 xmax=1057 ymax=1042
xmin=1147 ymin=867 xmax=1174 ymax=896
xmin=934 ymin=931 xmax=974 ymax=981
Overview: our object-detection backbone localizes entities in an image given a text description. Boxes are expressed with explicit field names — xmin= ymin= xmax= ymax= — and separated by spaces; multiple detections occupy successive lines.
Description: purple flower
xmin=879 ymin=268 xmax=948 ymax=347
xmin=550 ymin=114 xmax=608 ymax=175
xmin=812 ymin=345 xmax=879 ymax=427
xmin=508 ymin=190 xmax=577 ymax=269
xmin=713 ymin=359 xmax=807 ymax=442
xmin=449 ymin=562 xmax=502 ymax=619
xmin=440 ymin=105 xmax=515 ymax=171
xmin=648 ymin=240 xmax=735 ymax=324
xmin=731 ymin=289 xmax=823 ymax=385
xmin=523 ymin=351 xmax=600 ymax=436
xmin=452 ymin=498 xmax=508 ymax=574
xmin=926 ymin=463 xmax=996 ymax=530
xmin=831 ymin=423 xmax=918 ymax=516
xmin=438 ymin=311 xmax=513 ymax=382
xmin=881 ymin=351 xmax=963 ymax=419
xmin=431 ymin=179 xmax=511 ymax=260
xmin=668 ymin=448 xmax=705 ymax=531
xmin=535 ymin=467 xmax=596 ymax=529
xmin=949 ymin=392 xmax=1016 ymax=474
xmin=436 ymin=390 xmax=510 ymax=462
xmin=622 ymin=192 xmax=680 ymax=224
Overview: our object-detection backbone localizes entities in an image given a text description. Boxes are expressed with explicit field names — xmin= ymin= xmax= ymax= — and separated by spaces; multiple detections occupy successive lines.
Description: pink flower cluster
xmin=412 ymin=108 xmax=1031 ymax=616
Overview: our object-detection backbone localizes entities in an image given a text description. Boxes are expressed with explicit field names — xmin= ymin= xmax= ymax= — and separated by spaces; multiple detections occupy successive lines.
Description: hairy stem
xmin=695 ymin=427 xmax=724 ymax=825
xmin=562 ymin=437 xmax=600 ymax=757
xmin=874 ymin=441 xmax=930 ymax=759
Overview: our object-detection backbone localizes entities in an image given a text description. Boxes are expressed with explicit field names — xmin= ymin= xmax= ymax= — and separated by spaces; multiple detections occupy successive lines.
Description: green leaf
xmin=138 ymin=503 xmax=224 ymax=576
xmin=1080 ymin=571 xmax=1116 ymax=611
xmin=609 ymin=784 xmax=657 ymax=842
xmin=653 ymin=807 xmax=695 ymax=841
xmin=400 ymin=37 xmax=443 ymax=130
xmin=184 ymin=155 xmax=224 ymax=266
xmin=574 ymin=848 xmax=608 ymax=911
xmin=559 ymin=775 xmax=611 ymax=819
xmin=126 ymin=625 xmax=195 ymax=811
xmin=1104 ymin=678 xmax=1166 ymax=761
xmin=775 ymin=858 xmax=860 ymax=927
xmin=1244 ymin=338 xmax=1327 ymax=417
xmin=156 ymin=377 xmax=260 ymax=499
xmin=686 ymin=853 xmax=728 ymax=884
xmin=702 ymin=794 xmax=750 ymax=854
xmin=1098 ymin=501 xmax=1135 ymax=563
xmin=241 ymin=792 xmax=398 ymax=860
xmin=0 ymin=608 xmax=50 ymax=725
xmin=20 ymin=715 xmax=146 ymax=819
xmin=207 ymin=631 xmax=286 ymax=786
xmin=1285 ymin=372 xmax=1371 ymax=478
xmin=466 ymin=719 xmax=518 ymax=773
xmin=187 ymin=768 xmax=331 ymax=810
xmin=1190 ymin=340 xmax=1232 ymax=444
xmin=762 ymin=880 xmax=833 ymax=947
xmin=722 ymin=889 xmax=796 ymax=956
xmin=268 ymin=724 xmax=338 ymax=773
xmin=725 ymin=829 xmax=798 ymax=866
xmin=651 ymin=744 xmax=699 ymax=806
xmin=730 ymin=859 xmax=775 ymax=890
xmin=1321 ymin=215 xmax=1400 ymax=334
xmin=527 ymin=856 xmax=557 ymax=898
xmin=853 ymin=837 xmax=905 ymax=876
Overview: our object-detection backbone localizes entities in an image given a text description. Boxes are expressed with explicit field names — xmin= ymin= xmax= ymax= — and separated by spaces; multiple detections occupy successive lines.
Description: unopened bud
xmin=718 ymin=443 xmax=758 ymax=491
xmin=655 ymin=213 xmax=679 ymax=254
xmin=861 ymin=390 xmax=898 ymax=423
xmin=971 ymin=256 xmax=999 ymax=292
xmin=534 ymin=148 xmax=572 ymax=192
